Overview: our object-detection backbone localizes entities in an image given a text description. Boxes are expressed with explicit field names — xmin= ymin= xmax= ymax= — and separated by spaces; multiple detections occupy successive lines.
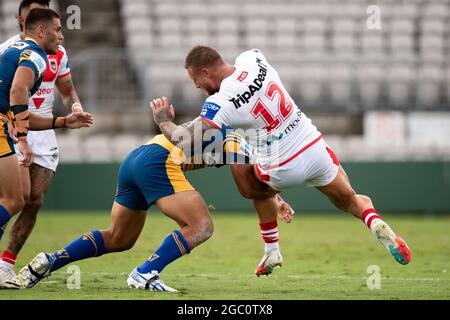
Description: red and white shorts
xmin=254 ymin=137 xmax=340 ymax=191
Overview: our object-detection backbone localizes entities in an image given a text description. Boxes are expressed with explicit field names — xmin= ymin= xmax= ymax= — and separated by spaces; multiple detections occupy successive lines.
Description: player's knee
xmin=191 ymin=216 xmax=214 ymax=245
xmin=102 ymin=229 xmax=136 ymax=252
xmin=200 ymin=217 xmax=214 ymax=241
xmin=8 ymin=196 xmax=25 ymax=214
xmin=238 ymin=186 xmax=255 ymax=199
xmin=22 ymin=190 xmax=31 ymax=203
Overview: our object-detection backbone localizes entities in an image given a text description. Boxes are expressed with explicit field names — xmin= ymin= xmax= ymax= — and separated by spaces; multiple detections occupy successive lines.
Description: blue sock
xmin=0 ymin=205 xmax=11 ymax=240
xmin=137 ymin=230 xmax=190 ymax=274
xmin=49 ymin=230 xmax=105 ymax=272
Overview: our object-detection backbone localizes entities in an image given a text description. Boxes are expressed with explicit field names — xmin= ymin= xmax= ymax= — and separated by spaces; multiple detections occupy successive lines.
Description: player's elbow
xmin=10 ymin=85 xmax=29 ymax=102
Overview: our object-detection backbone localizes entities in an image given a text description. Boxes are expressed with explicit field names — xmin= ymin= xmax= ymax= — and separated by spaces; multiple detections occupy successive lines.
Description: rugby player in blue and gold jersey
xmin=17 ymin=119 xmax=292 ymax=292
xmin=0 ymin=8 xmax=93 ymax=288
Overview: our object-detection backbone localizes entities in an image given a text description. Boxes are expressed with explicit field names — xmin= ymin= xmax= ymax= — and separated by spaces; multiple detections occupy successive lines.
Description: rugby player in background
xmin=0 ymin=0 xmax=87 ymax=288
xmin=0 ymin=8 xmax=93 ymax=289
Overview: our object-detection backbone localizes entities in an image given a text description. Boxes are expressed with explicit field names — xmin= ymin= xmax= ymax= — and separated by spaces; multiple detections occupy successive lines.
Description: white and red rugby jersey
xmin=199 ymin=49 xmax=322 ymax=169
xmin=0 ymin=34 xmax=71 ymax=117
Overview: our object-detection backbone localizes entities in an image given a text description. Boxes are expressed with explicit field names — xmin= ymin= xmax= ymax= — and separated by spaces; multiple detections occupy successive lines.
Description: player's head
xmin=185 ymin=46 xmax=226 ymax=96
xmin=18 ymin=0 xmax=51 ymax=32
xmin=24 ymin=8 xmax=62 ymax=54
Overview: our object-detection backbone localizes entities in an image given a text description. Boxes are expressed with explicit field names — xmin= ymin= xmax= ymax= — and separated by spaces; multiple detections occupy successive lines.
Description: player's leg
xmin=230 ymin=164 xmax=278 ymax=200
xmin=0 ymin=164 xmax=50 ymax=271
xmin=230 ymin=164 xmax=290 ymax=276
xmin=21 ymin=166 xmax=31 ymax=203
xmin=17 ymin=201 xmax=147 ymax=288
xmin=0 ymin=165 xmax=32 ymax=289
xmin=316 ymin=165 xmax=411 ymax=265
xmin=128 ymin=190 xmax=212 ymax=292
xmin=0 ymin=153 xmax=25 ymax=289
xmin=0 ymin=154 xmax=25 ymax=239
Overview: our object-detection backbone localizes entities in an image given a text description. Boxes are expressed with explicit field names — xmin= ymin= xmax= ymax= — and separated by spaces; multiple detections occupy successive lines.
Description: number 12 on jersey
xmin=251 ymin=81 xmax=293 ymax=133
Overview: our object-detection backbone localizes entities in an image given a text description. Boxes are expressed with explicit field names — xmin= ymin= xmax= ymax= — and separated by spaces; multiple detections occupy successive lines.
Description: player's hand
xmin=150 ymin=96 xmax=175 ymax=125
xmin=277 ymin=194 xmax=295 ymax=224
xmin=65 ymin=112 xmax=94 ymax=129
xmin=7 ymin=122 xmax=18 ymax=144
xmin=18 ymin=139 xmax=34 ymax=167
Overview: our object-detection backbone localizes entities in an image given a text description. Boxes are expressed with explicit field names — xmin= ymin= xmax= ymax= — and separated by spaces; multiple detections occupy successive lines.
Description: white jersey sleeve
xmin=56 ymin=45 xmax=71 ymax=78
xmin=199 ymin=99 xmax=233 ymax=129
xmin=0 ymin=34 xmax=21 ymax=55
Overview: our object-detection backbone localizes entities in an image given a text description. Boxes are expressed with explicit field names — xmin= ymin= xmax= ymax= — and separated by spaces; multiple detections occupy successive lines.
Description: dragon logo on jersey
xmin=200 ymin=102 xmax=221 ymax=120
xmin=48 ymin=58 xmax=58 ymax=73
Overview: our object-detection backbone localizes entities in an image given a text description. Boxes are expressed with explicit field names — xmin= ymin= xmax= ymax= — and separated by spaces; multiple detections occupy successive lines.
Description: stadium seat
xmin=57 ymin=134 xmax=83 ymax=162
xmin=387 ymin=64 xmax=414 ymax=108
xmin=357 ymin=64 xmax=384 ymax=109
xmin=83 ymin=135 xmax=114 ymax=162
xmin=111 ymin=134 xmax=144 ymax=161
xmin=416 ymin=64 xmax=443 ymax=108
xmin=328 ymin=65 xmax=354 ymax=106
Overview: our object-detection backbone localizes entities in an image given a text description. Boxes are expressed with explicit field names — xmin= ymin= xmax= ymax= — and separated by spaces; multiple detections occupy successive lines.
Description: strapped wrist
xmin=52 ymin=116 xmax=66 ymax=129
xmin=71 ymin=102 xmax=82 ymax=112
xmin=11 ymin=104 xmax=29 ymax=138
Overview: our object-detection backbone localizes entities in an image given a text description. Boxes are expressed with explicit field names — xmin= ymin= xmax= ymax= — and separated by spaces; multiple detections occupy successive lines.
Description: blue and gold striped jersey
xmin=146 ymin=129 xmax=255 ymax=172
xmin=0 ymin=39 xmax=47 ymax=116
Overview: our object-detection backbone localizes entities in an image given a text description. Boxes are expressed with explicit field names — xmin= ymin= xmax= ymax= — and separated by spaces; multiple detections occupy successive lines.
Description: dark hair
xmin=185 ymin=46 xmax=224 ymax=71
xmin=24 ymin=8 xmax=60 ymax=33
xmin=18 ymin=0 xmax=51 ymax=31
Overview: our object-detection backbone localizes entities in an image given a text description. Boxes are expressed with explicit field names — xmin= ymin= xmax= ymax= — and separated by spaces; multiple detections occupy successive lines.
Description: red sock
xmin=259 ymin=220 xmax=279 ymax=243
xmin=0 ymin=250 xmax=16 ymax=266
xmin=361 ymin=208 xmax=382 ymax=229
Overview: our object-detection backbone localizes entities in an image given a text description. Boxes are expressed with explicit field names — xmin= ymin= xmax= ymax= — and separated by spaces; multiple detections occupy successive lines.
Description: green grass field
xmin=1 ymin=211 xmax=449 ymax=300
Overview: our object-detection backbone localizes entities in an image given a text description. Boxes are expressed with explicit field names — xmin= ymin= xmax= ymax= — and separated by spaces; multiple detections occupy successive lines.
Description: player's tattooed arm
xmin=151 ymin=97 xmax=218 ymax=152
xmin=55 ymin=74 xmax=83 ymax=112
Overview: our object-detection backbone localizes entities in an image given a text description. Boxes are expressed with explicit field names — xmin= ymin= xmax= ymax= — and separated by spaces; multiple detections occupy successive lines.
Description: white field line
xmin=44 ymin=271 xmax=449 ymax=282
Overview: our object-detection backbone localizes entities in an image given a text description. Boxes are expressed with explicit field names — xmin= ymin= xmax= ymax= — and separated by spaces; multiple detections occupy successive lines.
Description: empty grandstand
xmin=1 ymin=0 xmax=449 ymax=161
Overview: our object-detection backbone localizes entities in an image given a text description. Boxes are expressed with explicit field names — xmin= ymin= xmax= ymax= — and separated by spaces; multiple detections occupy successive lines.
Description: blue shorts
xmin=115 ymin=142 xmax=194 ymax=211
xmin=0 ymin=124 xmax=15 ymax=158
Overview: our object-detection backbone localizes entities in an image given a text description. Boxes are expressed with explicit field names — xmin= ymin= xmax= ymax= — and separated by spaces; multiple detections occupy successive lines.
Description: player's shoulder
xmin=19 ymin=40 xmax=47 ymax=60
xmin=57 ymin=45 xmax=69 ymax=56
xmin=235 ymin=48 xmax=267 ymax=64
xmin=0 ymin=34 xmax=21 ymax=54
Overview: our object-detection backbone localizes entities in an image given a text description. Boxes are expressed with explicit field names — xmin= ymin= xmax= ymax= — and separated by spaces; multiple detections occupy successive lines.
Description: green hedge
xmin=43 ymin=162 xmax=450 ymax=213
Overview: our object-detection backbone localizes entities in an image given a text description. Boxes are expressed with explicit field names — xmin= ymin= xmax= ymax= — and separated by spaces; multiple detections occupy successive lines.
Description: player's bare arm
xmin=151 ymin=96 xmax=219 ymax=151
xmin=55 ymin=74 xmax=84 ymax=112
xmin=28 ymin=111 xmax=93 ymax=130
xmin=10 ymin=66 xmax=35 ymax=166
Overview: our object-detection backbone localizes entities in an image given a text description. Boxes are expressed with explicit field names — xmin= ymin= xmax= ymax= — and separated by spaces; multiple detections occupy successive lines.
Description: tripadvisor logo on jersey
xmin=229 ymin=58 xmax=268 ymax=109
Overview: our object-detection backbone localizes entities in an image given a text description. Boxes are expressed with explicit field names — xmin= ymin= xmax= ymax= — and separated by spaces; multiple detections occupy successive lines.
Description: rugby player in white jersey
xmin=150 ymin=46 xmax=412 ymax=276
xmin=0 ymin=0 xmax=86 ymax=287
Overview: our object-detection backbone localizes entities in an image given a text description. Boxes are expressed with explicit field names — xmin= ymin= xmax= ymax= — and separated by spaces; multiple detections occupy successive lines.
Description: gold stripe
xmin=165 ymin=157 xmax=195 ymax=193
xmin=172 ymin=232 xmax=186 ymax=255
xmin=173 ymin=232 xmax=185 ymax=255
xmin=84 ymin=232 xmax=98 ymax=256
